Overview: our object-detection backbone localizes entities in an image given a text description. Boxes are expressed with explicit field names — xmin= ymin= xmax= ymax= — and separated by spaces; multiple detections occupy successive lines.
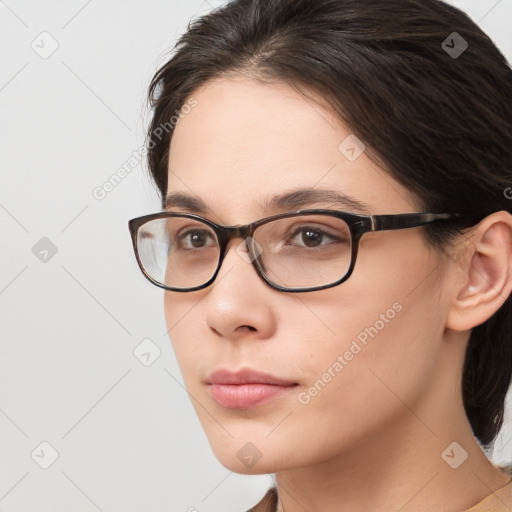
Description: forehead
xmin=166 ymin=76 xmax=417 ymax=223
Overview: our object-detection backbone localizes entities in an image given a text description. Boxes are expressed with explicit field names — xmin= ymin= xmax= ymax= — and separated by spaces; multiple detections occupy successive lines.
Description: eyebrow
xmin=164 ymin=188 xmax=371 ymax=215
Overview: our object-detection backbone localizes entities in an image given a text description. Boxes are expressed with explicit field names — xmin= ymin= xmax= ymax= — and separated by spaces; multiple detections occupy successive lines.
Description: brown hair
xmin=145 ymin=0 xmax=512 ymax=449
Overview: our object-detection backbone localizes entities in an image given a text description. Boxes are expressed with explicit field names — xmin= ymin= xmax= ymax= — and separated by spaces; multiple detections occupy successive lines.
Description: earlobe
xmin=446 ymin=211 xmax=512 ymax=332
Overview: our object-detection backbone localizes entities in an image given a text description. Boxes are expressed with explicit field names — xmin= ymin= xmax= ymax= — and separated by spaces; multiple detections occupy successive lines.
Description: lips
xmin=205 ymin=368 xmax=298 ymax=409
xmin=205 ymin=368 xmax=297 ymax=386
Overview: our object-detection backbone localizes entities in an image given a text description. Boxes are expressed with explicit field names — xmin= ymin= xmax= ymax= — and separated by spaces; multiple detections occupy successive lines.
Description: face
xmin=164 ymin=75 xmax=450 ymax=474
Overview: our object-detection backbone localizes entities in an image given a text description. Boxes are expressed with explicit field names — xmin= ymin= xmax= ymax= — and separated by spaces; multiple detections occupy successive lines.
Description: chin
xmin=216 ymin=454 xmax=281 ymax=475
xmin=209 ymin=439 xmax=300 ymax=475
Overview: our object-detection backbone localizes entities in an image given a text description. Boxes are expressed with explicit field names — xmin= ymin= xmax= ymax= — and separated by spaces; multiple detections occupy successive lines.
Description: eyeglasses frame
xmin=128 ymin=209 xmax=463 ymax=293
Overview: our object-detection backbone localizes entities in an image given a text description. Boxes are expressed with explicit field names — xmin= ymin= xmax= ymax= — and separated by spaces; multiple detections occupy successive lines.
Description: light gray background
xmin=0 ymin=1 xmax=511 ymax=511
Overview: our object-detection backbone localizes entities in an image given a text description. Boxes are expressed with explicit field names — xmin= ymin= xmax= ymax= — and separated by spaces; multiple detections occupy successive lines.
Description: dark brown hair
xmin=145 ymin=0 xmax=512 ymax=449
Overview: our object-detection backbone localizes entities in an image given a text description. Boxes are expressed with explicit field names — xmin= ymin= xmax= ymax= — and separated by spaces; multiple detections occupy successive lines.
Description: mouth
xmin=205 ymin=368 xmax=299 ymax=409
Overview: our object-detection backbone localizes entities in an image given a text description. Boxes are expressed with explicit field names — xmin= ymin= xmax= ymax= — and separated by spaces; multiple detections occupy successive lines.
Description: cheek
xmin=288 ymin=247 xmax=444 ymax=424
xmin=263 ymin=290 xmax=442 ymax=470
xmin=163 ymin=292 xmax=205 ymax=379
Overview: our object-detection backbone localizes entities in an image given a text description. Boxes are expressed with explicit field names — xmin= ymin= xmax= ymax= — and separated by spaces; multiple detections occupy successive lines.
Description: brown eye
xmin=177 ymin=229 xmax=216 ymax=250
xmin=285 ymin=226 xmax=345 ymax=249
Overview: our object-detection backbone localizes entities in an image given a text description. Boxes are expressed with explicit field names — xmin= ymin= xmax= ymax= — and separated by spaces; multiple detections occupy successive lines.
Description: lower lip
xmin=207 ymin=383 xmax=296 ymax=409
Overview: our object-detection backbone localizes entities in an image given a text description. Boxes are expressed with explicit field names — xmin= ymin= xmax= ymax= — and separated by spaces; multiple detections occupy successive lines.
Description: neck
xmin=274 ymin=357 xmax=510 ymax=512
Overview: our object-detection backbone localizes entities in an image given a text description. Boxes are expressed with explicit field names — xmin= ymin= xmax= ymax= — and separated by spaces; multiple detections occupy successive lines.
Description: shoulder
xmin=464 ymin=464 xmax=512 ymax=512
xmin=244 ymin=487 xmax=278 ymax=512
xmin=243 ymin=467 xmax=512 ymax=512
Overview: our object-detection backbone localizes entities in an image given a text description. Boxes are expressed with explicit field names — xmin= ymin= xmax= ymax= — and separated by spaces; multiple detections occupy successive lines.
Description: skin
xmin=164 ymin=75 xmax=512 ymax=512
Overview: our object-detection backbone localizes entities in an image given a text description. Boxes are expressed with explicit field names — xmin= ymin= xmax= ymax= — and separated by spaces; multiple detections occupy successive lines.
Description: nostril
xmin=210 ymin=325 xmax=256 ymax=336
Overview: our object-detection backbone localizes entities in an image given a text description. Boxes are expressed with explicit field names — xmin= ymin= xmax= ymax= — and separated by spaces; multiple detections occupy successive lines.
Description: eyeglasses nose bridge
xmin=213 ymin=224 xmax=262 ymax=279
xmin=217 ymin=224 xmax=254 ymax=251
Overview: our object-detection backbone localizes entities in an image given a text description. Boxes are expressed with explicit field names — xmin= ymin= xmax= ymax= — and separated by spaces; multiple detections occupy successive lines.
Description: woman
xmin=129 ymin=0 xmax=512 ymax=510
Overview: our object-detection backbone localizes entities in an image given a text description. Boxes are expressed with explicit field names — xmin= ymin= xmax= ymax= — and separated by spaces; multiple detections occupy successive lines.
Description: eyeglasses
xmin=128 ymin=209 xmax=461 ymax=293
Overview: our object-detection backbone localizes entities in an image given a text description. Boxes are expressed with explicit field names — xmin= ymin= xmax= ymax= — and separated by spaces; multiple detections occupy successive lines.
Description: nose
xmin=203 ymin=237 xmax=277 ymax=340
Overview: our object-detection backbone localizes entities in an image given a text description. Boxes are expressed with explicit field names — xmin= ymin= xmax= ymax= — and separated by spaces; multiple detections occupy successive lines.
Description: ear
xmin=446 ymin=210 xmax=512 ymax=331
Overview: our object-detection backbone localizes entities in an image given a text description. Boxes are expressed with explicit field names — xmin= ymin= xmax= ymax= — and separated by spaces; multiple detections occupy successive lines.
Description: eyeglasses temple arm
xmin=369 ymin=212 xmax=459 ymax=231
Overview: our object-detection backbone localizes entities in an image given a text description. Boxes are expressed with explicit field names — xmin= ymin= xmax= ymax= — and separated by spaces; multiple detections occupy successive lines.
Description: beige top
xmin=246 ymin=465 xmax=512 ymax=512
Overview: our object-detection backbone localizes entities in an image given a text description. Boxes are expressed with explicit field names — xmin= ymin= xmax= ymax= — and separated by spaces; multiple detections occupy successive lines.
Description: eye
xmin=286 ymin=225 xmax=344 ymax=248
xmin=176 ymin=228 xmax=217 ymax=250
